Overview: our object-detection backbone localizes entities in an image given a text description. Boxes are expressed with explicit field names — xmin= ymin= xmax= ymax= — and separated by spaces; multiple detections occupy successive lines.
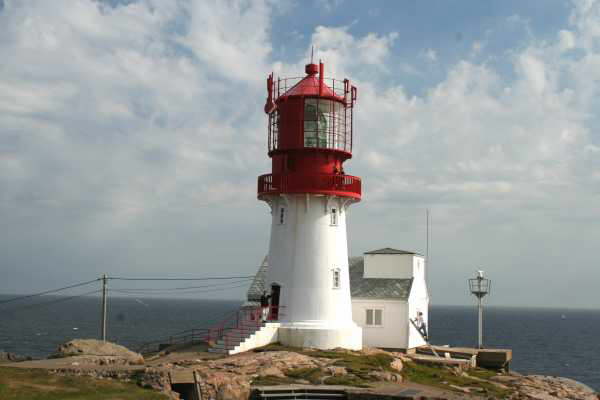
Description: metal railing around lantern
xmin=274 ymin=76 xmax=353 ymax=102
xmin=258 ymin=173 xmax=361 ymax=199
xmin=268 ymin=76 xmax=356 ymax=154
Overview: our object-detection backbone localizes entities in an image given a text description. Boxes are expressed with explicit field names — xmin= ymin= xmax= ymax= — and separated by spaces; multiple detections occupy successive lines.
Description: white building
xmin=246 ymin=247 xmax=430 ymax=351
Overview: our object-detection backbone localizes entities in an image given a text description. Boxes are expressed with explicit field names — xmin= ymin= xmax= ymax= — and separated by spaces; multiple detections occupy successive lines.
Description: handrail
xmin=258 ymin=173 xmax=361 ymax=199
xmin=275 ymin=76 xmax=350 ymax=102
xmin=137 ymin=327 xmax=210 ymax=354
xmin=208 ymin=305 xmax=285 ymax=350
xmin=137 ymin=305 xmax=286 ymax=354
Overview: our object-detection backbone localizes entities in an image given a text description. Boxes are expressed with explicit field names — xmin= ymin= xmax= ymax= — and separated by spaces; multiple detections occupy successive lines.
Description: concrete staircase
xmin=208 ymin=322 xmax=280 ymax=355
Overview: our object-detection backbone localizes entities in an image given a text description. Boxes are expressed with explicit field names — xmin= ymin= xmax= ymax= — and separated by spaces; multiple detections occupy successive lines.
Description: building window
xmin=366 ymin=309 xmax=383 ymax=327
xmin=279 ymin=207 xmax=285 ymax=225
xmin=330 ymin=208 xmax=338 ymax=226
xmin=332 ymin=268 xmax=341 ymax=289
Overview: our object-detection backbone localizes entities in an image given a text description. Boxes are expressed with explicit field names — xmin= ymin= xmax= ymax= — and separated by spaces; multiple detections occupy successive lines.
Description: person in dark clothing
xmin=415 ymin=311 xmax=428 ymax=340
xmin=260 ymin=290 xmax=271 ymax=322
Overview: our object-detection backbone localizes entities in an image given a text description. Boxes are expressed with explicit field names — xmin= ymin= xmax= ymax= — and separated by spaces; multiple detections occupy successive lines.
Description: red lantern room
xmin=258 ymin=62 xmax=361 ymax=200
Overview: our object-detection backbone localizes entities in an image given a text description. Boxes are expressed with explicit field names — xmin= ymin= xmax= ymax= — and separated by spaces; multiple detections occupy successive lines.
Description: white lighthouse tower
xmin=258 ymin=62 xmax=362 ymax=350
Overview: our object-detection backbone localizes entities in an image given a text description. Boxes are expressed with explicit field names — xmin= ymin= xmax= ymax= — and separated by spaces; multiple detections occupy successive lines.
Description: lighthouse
xmin=258 ymin=62 xmax=363 ymax=350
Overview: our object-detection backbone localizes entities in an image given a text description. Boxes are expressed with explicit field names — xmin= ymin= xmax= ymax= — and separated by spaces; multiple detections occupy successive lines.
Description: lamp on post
xmin=468 ymin=270 xmax=491 ymax=349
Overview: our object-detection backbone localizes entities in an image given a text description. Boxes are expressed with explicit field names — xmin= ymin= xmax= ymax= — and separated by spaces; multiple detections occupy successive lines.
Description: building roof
xmin=349 ymin=257 xmax=413 ymax=300
xmin=364 ymin=247 xmax=422 ymax=256
xmin=246 ymin=255 xmax=413 ymax=302
xmin=246 ymin=256 xmax=269 ymax=302
xmin=280 ymin=74 xmax=343 ymax=101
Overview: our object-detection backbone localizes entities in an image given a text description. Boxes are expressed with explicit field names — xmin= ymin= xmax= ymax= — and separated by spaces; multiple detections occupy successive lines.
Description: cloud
xmin=308 ymin=26 xmax=398 ymax=75
xmin=423 ymin=48 xmax=437 ymax=62
xmin=314 ymin=0 xmax=343 ymax=13
xmin=0 ymin=0 xmax=599 ymax=307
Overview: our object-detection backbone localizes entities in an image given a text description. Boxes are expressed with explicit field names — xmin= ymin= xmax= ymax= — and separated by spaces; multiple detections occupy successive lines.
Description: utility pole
xmin=101 ymin=274 xmax=108 ymax=342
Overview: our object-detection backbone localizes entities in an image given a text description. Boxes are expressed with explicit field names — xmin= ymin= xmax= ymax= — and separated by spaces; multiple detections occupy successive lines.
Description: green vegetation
xmin=284 ymin=367 xmax=324 ymax=384
xmin=251 ymin=375 xmax=297 ymax=386
xmin=0 ymin=367 xmax=167 ymax=400
xmin=254 ymin=343 xmax=512 ymax=395
xmin=401 ymin=362 xmax=513 ymax=398
xmin=323 ymin=375 xmax=371 ymax=388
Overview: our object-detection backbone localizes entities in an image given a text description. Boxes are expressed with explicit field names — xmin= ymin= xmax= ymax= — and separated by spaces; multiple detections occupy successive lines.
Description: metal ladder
xmin=409 ymin=318 xmax=440 ymax=358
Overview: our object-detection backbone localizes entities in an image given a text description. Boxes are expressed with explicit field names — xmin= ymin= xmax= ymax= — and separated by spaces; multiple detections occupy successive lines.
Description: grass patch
xmin=251 ymin=375 xmax=297 ymax=386
xmin=0 ymin=367 xmax=168 ymax=400
xmin=284 ymin=367 xmax=324 ymax=384
xmin=325 ymin=353 xmax=394 ymax=380
xmin=401 ymin=362 xmax=513 ymax=398
xmin=323 ymin=375 xmax=371 ymax=388
xmin=253 ymin=343 xmax=304 ymax=353
xmin=467 ymin=368 xmax=498 ymax=380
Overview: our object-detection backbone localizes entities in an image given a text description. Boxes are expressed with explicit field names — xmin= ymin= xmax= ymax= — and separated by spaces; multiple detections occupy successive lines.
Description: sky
xmin=0 ymin=0 xmax=599 ymax=308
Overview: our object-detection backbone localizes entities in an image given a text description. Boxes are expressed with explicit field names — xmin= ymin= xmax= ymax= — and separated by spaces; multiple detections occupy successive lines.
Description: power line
xmin=4 ymin=289 xmax=102 ymax=312
xmin=109 ymin=278 xmax=254 ymax=292
xmin=0 ymin=279 xmax=100 ymax=305
xmin=108 ymin=275 xmax=254 ymax=281
xmin=109 ymin=282 xmax=252 ymax=297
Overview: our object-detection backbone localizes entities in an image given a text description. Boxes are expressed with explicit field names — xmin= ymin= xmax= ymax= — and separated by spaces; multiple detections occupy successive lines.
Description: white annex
xmin=246 ymin=247 xmax=430 ymax=351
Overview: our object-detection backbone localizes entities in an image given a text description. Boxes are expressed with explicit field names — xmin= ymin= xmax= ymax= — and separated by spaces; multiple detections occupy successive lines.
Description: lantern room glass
xmin=303 ymin=98 xmax=347 ymax=151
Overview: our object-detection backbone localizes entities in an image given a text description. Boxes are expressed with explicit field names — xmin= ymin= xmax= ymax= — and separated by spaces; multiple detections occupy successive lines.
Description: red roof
xmin=281 ymin=74 xmax=343 ymax=100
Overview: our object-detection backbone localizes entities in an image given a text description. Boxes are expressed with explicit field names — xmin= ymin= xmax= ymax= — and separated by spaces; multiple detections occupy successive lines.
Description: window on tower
xmin=330 ymin=208 xmax=338 ymax=226
xmin=279 ymin=207 xmax=285 ymax=225
xmin=332 ymin=268 xmax=341 ymax=289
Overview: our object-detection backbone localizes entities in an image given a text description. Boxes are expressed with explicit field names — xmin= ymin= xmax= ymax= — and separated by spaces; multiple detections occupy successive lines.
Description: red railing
xmin=258 ymin=173 xmax=361 ymax=199
xmin=136 ymin=305 xmax=284 ymax=354
xmin=275 ymin=76 xmax=350 ymax=101
xmin=207 ymin=305 xmax=284 ymax=351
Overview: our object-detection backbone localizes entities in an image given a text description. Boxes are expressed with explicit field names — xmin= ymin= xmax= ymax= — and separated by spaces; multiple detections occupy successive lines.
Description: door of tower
xmin=270 ymin=284 xmax=281 ymax=321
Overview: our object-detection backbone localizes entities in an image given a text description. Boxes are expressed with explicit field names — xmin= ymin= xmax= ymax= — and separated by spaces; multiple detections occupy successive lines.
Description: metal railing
xmin=258 ymin=173 xmax=361 ymax=198
xmin=137 ymin=327 xmax=210 ymax=354
xmin=275 ymin=76 xmax=349 ymax=100
xmin=207 ymin=305 xmax=284 ymax=351
xmin=137 ymin=305 xmax=285 ymax=354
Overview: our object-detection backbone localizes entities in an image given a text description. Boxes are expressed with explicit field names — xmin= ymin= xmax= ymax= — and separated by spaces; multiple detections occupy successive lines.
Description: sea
xmin=1 ymin=295 xmax=598 ymax=391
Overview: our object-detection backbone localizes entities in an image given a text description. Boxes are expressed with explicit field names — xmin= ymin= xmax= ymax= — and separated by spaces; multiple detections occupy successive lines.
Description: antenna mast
xmin=426 ymin=209 xmax=430 ymax=284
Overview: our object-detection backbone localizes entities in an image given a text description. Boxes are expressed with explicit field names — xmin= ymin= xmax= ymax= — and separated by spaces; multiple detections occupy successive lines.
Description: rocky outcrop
xmin=54 ymin=339 xmax=144 ymax=365
xmin=498 ymin=374 xmax=598 ymax=400
xmin=35 ymin=343 xmax=599 ymax=400
xmin=0 ymin=350 xmax=31 ymax=362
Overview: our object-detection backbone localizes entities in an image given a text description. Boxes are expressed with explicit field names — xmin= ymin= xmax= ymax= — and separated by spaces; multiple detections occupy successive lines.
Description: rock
xmin=390 ymin=358 xmax=403 ymax=372
xmin=0 ymin=350 xmax=31 ymax=362
xmin=491 ymin=374 xmax=521 ymax=384
xmin=326 ymin=366 xmax=347 ymax=376
xmin=505 ymin=374 xmax=598 ymax=400
xmin=449 ymin=384 xmax=470 ymax=393
xmin=257 ymin=366 xmax=285 ymax=377
xmin=55 ymin=339 xmax=144 ymax=365
xmin=367 ymin=371 xmax=402 ymax=383
xmin=216 ymin=383 xmax=250 ymax=400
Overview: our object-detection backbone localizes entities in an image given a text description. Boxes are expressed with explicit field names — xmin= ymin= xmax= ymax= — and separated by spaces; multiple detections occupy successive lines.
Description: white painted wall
xmin=351 ymin=254 xmax=429 ymax=350
xmin=352 ymin=298 xmax=408 ymax=349
xmin=407 ymin=271 xmax=429 ymax=349
xmin=262 ymin=193 xmax=362 ymax=349
xmin=364 ymin=254 xmax=425 ymax=279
